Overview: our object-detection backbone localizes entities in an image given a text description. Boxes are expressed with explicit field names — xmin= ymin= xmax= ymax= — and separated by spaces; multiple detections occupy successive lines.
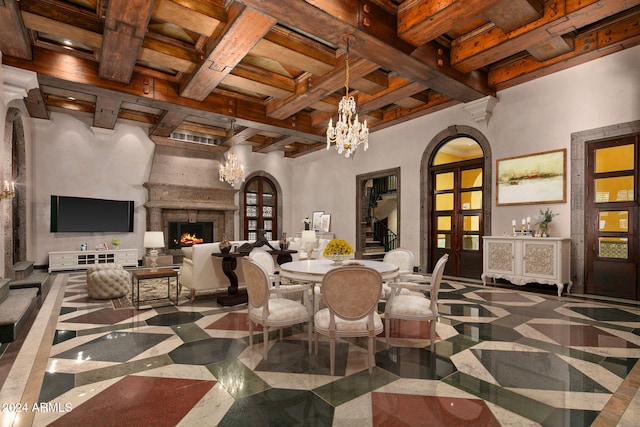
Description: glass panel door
xmin=244 ymin=176 xmax=278 ymax=241
xmin=432 ymin=164 xmax=483 ymax=278
xmin=586 ymin=137 xmax=638 ymax=299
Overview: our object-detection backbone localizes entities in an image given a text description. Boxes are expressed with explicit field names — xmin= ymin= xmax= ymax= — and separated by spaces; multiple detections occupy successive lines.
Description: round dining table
xmin=280 ymin=259 xmax=399 ymax=283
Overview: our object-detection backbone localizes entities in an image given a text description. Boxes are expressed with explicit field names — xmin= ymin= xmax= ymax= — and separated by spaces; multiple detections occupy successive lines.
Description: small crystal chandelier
xmin=219 ymin=119 xmax=245 ymax=186
xmin=327 ymin=35 xmax=369 ymax=158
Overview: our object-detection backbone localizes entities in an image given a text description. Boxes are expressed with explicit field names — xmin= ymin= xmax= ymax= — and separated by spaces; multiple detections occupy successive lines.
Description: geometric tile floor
xmin=1 ymin=272 xmax=640 ymax=426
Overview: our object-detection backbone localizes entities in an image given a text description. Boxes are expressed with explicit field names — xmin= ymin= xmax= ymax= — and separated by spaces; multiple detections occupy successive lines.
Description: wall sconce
xmin=1 ymin=181 xmax=15 ymax=200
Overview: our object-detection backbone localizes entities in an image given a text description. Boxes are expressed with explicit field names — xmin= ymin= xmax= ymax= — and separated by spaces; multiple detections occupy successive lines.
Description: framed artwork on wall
xmin=496 ymin=148 xmax=566 ymax=206
xmin=320 ymin=214 xmax=331 ymax=232
xmin=312 ymin=211 xmax=324 ymax=231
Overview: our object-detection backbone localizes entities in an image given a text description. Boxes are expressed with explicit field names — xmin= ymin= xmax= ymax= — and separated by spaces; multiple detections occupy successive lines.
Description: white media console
xmin=48 ymin=249 xmax=139 ymax=272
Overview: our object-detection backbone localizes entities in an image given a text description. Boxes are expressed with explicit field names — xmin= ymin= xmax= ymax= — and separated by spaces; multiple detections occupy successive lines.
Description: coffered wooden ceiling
xmin=1 ymin=0 xmax=639 ymax=157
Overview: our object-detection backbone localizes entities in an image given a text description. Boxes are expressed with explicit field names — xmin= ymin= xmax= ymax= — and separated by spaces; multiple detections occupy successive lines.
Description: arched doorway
xmin=421 ymin=126 xmax=492 ymax=278
xmin=241 ymin=172 xmax=282 ymax=241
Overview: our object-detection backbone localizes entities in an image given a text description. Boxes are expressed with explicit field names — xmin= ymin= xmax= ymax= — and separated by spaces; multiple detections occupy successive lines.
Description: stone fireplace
xmin=143 ymin=141 xmax=238 ymax=260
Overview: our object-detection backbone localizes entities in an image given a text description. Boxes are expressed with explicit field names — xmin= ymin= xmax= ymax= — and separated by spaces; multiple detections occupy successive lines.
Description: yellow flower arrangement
xmin=323 ymin=239 xmax=354 ymax=257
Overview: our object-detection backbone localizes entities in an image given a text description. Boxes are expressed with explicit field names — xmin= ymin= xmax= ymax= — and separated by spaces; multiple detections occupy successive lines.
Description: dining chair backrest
xmin=249 ymin=249 xmax=276 ymax=276
xmin=429 ymin=254 xmax=448 ymax=312
xmin=321 ymin=266 xmax=382 ymax=320
xmin=242 ymin=258 xmax=270 ymax=309
xmin=383 ymin=248 xmax=414 ymax=274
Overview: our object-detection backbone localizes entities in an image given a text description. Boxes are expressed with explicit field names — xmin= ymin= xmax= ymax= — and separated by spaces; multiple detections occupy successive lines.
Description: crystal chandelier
xmin=327 ymin=35 xmax=369 ymax=158
xmin=219 ymin=119 xmax=245 ymax=186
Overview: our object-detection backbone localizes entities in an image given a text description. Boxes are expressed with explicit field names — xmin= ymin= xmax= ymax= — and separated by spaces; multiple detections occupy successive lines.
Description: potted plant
xmin=323 ymin=239 xmax=354 ymax=265
xmin=534 ymin=208 xmax=558 ymax=237
xmin=302 ymin=216 xmax=311 ymax=230
xmin=111 ymin=237 xmax=121 ymax=249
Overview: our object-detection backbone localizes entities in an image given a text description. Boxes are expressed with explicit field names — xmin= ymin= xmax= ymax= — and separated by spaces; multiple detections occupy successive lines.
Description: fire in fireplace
xmin=168 ymin=222 xmax=213 ymax=249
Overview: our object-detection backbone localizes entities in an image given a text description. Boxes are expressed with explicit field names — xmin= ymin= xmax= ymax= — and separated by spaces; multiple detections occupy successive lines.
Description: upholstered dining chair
xmin=384 ymin=254 xmax=449 ymax=351
xmin=248 ymin=249 xmax=280 ymax=287
xmin=241 ymin=258 xmax=312 ymax=360
xmin=381 ymin=248 xmax=418 ymax=299
xmin=314 ymin=266 xmax=383 ymax=375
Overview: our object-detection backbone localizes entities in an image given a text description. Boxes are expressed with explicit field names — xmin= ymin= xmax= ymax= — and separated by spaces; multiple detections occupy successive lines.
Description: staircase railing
xmin=371 ymin=217 xmax=398 ymax=252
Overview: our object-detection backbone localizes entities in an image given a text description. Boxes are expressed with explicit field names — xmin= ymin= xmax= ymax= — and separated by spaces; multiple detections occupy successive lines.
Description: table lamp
xmin=301 ymin=230 xmax=317 ymax=259
xmin=144 ymin=231 xmax=165 ymax=271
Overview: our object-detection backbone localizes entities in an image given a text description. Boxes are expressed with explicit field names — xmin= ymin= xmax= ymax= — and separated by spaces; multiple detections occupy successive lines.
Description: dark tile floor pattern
xmin=0 ymin=272 xmax=639 ymax=426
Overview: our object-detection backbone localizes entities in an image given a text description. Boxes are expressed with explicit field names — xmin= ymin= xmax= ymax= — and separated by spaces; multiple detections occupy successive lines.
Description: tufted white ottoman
xmin=86 ymin=264 xmax=130 ymax=299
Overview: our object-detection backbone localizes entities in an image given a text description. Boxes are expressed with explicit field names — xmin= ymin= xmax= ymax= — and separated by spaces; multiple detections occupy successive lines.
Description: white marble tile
xmin=176 ymin=383 xmax=235 ymax=427
xmin=332 ymin=392 xmax=373 ymax=427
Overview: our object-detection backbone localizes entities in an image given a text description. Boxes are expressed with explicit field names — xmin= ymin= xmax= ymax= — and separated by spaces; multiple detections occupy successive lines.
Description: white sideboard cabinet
xmin=49 ymin=249 xmax=139 ymax=272
xmin=481 ymin=236 xmax=571 ymax=297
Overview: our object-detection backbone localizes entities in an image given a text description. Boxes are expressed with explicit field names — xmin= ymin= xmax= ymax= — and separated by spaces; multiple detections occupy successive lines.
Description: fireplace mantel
xmin=144 ymin=182 xmax=238 ymax=252
xmin=144 ymin=182 xmax=238 ymax=211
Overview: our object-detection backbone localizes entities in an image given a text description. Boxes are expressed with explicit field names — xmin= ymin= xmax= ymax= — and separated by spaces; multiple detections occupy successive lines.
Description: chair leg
xmin=385 ymin=317 xmax=390 ymax=349
xmin=430 ymin=319 xmax=437 ymax=352
xmin=263 ymin=326 xmax=269 ymax=360
xmin=249 ymin=321 xmax=254 ymax=350
xmin=330 ymin=336 xmax=335 ymax=376
xmin=307 ymin=319 xmax=312 ymax=354
xmin=189 ymin=289 xmax=196 ymax=303
xmin=368 ymin=336 xmax=375 ymax=374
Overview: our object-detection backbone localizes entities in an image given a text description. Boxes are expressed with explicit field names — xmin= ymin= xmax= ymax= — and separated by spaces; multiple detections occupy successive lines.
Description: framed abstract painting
xmin=496 ymin=149 xmax=566 ymax=206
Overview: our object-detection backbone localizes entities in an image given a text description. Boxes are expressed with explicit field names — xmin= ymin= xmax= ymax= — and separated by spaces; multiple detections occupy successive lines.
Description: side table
xmin=211 ymin=252 xmax=248 ymax=306
xmin=131 ymin=267 xmax=179 ymax=309
xmin=267 ymin=249 xmax=298 ymax=265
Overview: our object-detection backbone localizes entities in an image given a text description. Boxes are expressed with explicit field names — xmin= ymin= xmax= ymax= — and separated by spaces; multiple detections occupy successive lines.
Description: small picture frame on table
xmin=312 ymin=211 xmax=324 ymax=231
xmin=320 ymin=214 xmax=331 ymax=232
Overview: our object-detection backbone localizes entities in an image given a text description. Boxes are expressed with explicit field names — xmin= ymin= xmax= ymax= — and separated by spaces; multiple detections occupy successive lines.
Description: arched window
xmin=243 ymin=176 xmax=277 ymax=240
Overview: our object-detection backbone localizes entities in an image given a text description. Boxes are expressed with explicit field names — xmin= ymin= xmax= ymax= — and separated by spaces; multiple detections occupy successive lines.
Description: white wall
xmin=30 ymin=113 xmax=155 ymax=265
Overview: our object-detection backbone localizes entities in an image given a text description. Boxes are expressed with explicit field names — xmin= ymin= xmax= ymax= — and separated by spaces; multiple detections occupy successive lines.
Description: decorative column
xmin=147 ymin=207 xmax=162 ymax=231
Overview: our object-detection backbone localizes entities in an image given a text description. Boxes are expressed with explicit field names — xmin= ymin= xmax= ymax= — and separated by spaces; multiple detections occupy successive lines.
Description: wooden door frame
xmin=355 ymin=167 xmax=400 ymax=258
xmin=421 ymin=126 xmax=492 ymax=275
xmin=571 ymin=120 xmax=640 ymax=294
xmin=239 ymin=171 xmax=282 ymax=241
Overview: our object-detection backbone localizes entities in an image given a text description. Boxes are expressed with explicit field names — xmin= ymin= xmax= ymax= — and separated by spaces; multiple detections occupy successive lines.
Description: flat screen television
xmin=50 ymin=195 xmax=135 ymax=233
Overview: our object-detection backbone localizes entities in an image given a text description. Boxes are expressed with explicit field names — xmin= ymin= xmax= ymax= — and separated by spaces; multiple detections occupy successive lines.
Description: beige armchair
xmin=242 ymin=258 xmax=313 ymax=360
xmin=314 ymin=266 xmax=383 ymax=375
xmin=385 ymin=254 xmax=449 ymax=351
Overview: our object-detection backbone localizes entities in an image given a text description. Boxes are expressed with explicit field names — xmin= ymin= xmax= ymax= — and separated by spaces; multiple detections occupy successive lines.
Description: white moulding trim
xmin=463 ymin=95 xmax=499 ymax=125
xmin=2 ymin=65 xmax=39 ymax=106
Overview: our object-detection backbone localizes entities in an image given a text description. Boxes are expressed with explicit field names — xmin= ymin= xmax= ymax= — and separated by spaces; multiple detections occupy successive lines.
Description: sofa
xmin=179 ymin=240 xmax=292 ymax=302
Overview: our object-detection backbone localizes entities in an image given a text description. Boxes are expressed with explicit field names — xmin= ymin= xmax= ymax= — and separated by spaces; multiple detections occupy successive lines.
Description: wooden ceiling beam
xmin=24 ymin=88 xmax=49 ymax=119
xmin=235 ymin=0 xmax=492 ymax=103
xmin=451 ymin=0 xmax=639 ymax=73
xmin=398 ymin=0 xmax=503 ymax=47
xmin=93 ymin=95 xmax=122 ymax=129
xmin=265 ymin=56 xmax=379 ymax=120
xmin=489 ymin=10 xmax=640 ymax=90
xmin=0 ymin=0 xmax=32 ymax=60
xmin=20 ymin=11 xmax=103 ymax=49
xmin=3 ymin=48 xmax=327 ymax=142
xmin=152 ymin=0 xmax=223 ymax=37
xmin=357 ymin=77 xmax=427 ymax=114
xmin=99 ymin=0 xmax=154 ymax=83
xmin=150 ymin=110 xmax=188 ymax=137
xmin=18 ymin=0 xmax=103 ymax=33
xmin=179 ymin=4 xmax=276 ymax=101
